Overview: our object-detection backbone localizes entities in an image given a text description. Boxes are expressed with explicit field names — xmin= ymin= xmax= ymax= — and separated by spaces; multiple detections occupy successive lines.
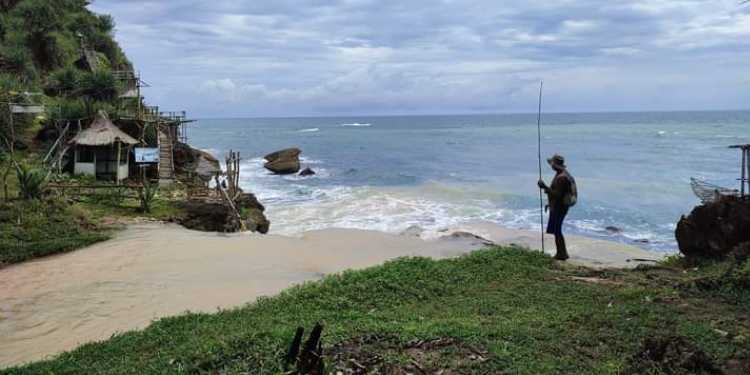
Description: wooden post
xmin=136 ymin=72 xmax=141 ymax=119
xmin=116 ymin=141 xmax=121 ymax=185
xmin=740 ymin=148 xmax=747 ymax=197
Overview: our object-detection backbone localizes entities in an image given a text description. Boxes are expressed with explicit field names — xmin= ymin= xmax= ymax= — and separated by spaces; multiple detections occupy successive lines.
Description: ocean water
xmin=188 ymin=111 xmax=750 ymax=253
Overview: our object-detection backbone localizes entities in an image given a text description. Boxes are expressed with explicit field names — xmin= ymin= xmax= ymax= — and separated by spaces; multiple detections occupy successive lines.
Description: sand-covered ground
xmin=0 ymin=223 xmax=661 ymax=367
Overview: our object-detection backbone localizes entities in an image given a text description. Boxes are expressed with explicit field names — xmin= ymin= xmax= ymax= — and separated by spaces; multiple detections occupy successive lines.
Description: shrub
xmin=14 ymin=0 xmax=63 ymax=36
xmin=0 ymin=42 xmax=37 ymax=81
xmin=46 ymin=66 xmax=81 ymax=96
xmin=53 ymin=97 xmax=87 ymax=120
xmin=15 ymin=163 xmax=48 ymax=200
xmin=138 ymin=180 xmax=159 ymax=213
xmin=97 ymin=14 xmax=115 ymax=34
xmin=80 ymin=69 xmax=120 ymax=101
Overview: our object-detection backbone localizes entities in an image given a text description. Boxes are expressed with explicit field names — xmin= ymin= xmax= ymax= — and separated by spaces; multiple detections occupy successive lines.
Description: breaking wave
xmin=237 ymin=156 xmax=673 ymax=250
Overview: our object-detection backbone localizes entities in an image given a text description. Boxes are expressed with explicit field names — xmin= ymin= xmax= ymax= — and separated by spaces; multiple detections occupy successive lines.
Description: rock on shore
xmin=676 ymin=196 xmax=750 ymax=259
xmin=236 ymin=192 xmax=271 ymax=234
xmin=178 ymin=192 xmax=270 ymax=234
xmin=264 ymin=148 xmax=301 ymax=174
xmin=174 ymin=142 xmax=221 ymax=181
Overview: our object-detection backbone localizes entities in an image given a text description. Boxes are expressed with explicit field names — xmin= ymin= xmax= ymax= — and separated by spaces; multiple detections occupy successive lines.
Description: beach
xmin=0 ymin=222 xmax=658 ymax=367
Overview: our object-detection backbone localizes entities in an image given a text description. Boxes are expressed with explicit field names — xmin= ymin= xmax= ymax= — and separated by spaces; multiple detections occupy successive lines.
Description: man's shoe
xmin=553 ymin=254 xmax=569 ymax=261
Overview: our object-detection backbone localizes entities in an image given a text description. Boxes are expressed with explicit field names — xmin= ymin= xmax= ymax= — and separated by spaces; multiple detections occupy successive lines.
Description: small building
xmin=69 ymin=110 xmax=139 ymax=182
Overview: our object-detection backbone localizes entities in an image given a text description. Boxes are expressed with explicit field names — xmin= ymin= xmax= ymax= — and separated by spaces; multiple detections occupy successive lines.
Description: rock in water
xmin=676 ymin=196 xmax=750 ymax=259
xmin=264 ymin=148 xmax=301 ymax=174
xmin=264 ymin=148 xmax=301 ymax=162
xmin=299 ymin=167 xmax=316 ymax=177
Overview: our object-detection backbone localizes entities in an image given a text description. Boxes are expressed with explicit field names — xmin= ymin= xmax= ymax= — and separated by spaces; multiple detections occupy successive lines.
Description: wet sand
xmin=0 ymin=223 xmax=661 ymax=367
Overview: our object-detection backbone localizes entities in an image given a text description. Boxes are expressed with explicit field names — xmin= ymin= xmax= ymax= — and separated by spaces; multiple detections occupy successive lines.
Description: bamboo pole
xmin=116 ymin=141 xmax=121 ymax=185
xmin=536 ymin=81 xmax=545 ymax=254
xmin=743 ymin=148 xmax=748 ymax=197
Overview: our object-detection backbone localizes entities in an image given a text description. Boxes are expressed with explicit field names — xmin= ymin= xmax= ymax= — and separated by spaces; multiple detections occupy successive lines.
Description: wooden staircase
xmin=158 ymin=131 xmax=175 ymax=184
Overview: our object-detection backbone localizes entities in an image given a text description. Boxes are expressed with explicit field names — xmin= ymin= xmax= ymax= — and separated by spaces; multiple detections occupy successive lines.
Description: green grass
xmin=0 ymin=198 xmax=110 ymax=265
xmin=3 ymin=247 xmax=748 ymax=374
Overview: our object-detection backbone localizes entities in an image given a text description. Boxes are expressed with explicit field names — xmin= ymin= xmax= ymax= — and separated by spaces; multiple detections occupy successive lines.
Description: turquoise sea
xmin=188 ymin=111 xmax=750 ymax=253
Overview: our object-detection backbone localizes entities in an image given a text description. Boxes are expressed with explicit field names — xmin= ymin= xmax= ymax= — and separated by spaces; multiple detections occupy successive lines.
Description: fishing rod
xmin=537 ymin=80 xmax=545 ymax=253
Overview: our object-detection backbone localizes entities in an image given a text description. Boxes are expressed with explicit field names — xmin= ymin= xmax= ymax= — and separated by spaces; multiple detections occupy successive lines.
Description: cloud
xmin=89 ymin=0 xmax=750 ymax=117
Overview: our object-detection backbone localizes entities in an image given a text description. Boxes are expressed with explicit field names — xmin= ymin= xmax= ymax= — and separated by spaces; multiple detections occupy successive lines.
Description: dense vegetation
xmin=0 ymin=198 xmax=108 ymax=265
xmin=0 ymin=1 xmax=145 ymax=265
xmin=0 ymin=0 xmax=132 ymax=149
xmin=3 ymin=247 xmax=748 ymax=374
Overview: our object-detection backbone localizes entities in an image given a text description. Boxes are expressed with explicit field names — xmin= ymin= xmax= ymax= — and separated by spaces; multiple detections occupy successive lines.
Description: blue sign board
xmin=134 ymin=148 xmax=159 ymax=164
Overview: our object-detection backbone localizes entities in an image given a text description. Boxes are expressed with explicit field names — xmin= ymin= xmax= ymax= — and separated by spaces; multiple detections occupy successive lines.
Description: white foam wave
xmin=341 ymin=123 xmax=372 ymax=127
xmin=236 ymin=163 xmax=674 ymax=251
xmin=264 ymin=187 xmax=498 ymax=238
xmin=298 ymin=128 xmax=320 ymax=133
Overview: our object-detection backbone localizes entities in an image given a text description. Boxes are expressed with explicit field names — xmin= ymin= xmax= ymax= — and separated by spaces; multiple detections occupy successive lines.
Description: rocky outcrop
xmin=174 ymin=142 xmax=221 ymax=181
xmin=177 ymin=193 xmax=271 ymax=234
xmin=264 ymin=148 xmax=301 ymax=175
xmin=177 ymin=194 xmax=270 ymax=234
xmin=299 ymin=167 xmax=316 ymax=177
xmin=236 ymin=192 xmax=270 ymax=234
xmin=676 ymin=196 xmax=750 ymax=259
xmin=178 ymin=201 xmax=242 ymax=233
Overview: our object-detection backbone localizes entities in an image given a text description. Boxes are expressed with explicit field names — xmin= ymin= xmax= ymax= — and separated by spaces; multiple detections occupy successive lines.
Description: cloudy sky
xmin=88 ymin=0 xmax=749 ymax=118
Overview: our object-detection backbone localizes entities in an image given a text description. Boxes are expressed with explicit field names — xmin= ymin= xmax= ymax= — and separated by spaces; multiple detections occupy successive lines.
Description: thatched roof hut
xmin=69 ymin=110 xmax=138 ymax=146
xmin=69 ymin=110 xmax=138 ymax=182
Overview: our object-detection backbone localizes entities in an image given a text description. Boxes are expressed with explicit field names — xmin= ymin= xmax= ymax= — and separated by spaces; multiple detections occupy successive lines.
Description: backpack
xmin=563 ymin=173 xmax=578 ymax=207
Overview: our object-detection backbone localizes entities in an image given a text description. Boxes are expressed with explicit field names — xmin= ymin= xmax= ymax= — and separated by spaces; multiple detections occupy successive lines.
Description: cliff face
xmin=0 ymin=0 xmax=133 ymax=139
xmin=0 ymin=0 xmax=131 ymax=82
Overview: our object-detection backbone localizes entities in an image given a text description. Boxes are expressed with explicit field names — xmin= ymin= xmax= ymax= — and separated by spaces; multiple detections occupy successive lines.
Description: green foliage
xmin=0 ymin=39 xmax=38 ymax=81
xmin=138 ymin=180 xmax=159 ymax=213
xmin=3 ymin=248 xmax=749 ymax=374
xmin=79 ymin=69 xmax=120 ymax=101
xmin=97 ymin=14 xmax=115 ymax=34
xmin=0 ymin=0 xmax=131 ymax=83
xmin=13 ymin=0 xmax=64 ymax=36
xmin=0 ymin=198 xmax=109 ymax=265
xmin=46 ymin=66 xmax=81 ymax=96
xmin=88 ymin=185 xmax=128 ymax=207
xmin=15 ymin=163 xmax=48 ymax=200
xmin=143 ymin=122 xmax=159 ymax=145
xmin=47 ymin=97 xmax=87 ymax=120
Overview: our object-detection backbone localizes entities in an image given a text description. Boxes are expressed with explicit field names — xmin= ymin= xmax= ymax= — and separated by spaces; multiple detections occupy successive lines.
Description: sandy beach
xmin=0 ymin=223 xmax=660 ymax=367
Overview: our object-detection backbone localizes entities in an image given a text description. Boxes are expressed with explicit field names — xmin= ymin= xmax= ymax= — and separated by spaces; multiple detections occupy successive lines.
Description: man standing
xmin=537 ymin=154 xmax=577 ymax=261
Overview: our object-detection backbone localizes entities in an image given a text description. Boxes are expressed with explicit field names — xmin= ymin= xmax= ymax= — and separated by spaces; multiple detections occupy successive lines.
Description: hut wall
xmin=74 ymin=149 xmax=96 ymax=176
xmin=117 ymin=158 xmax=129 ymax=180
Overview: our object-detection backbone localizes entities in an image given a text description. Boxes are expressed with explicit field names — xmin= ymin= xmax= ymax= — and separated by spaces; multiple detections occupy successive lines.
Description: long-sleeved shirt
xmin=547 ymin=170 xmax=572 ymax=208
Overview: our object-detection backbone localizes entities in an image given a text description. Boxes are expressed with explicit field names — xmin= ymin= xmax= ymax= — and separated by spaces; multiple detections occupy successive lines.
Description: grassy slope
xmin=0 ymin=197 xmax=110 ymax=265
xmin=0 ymin=0 xmax=134 ymax=265
xmin=3 ymin=247 xmax=748 ymax=374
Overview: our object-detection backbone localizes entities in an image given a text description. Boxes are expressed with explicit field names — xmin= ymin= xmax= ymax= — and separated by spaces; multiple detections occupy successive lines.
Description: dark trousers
xmin=546 ymin=204 xmax=569 ymax=259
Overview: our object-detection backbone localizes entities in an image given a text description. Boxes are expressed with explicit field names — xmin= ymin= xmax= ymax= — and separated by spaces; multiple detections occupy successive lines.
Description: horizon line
xmin=188 ymin=108 xmax=750 ymax=121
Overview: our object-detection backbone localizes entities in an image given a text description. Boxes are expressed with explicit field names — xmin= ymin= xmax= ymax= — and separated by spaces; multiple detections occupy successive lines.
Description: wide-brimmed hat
xmin=547 ymin=154 xmax=565 ymax=167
